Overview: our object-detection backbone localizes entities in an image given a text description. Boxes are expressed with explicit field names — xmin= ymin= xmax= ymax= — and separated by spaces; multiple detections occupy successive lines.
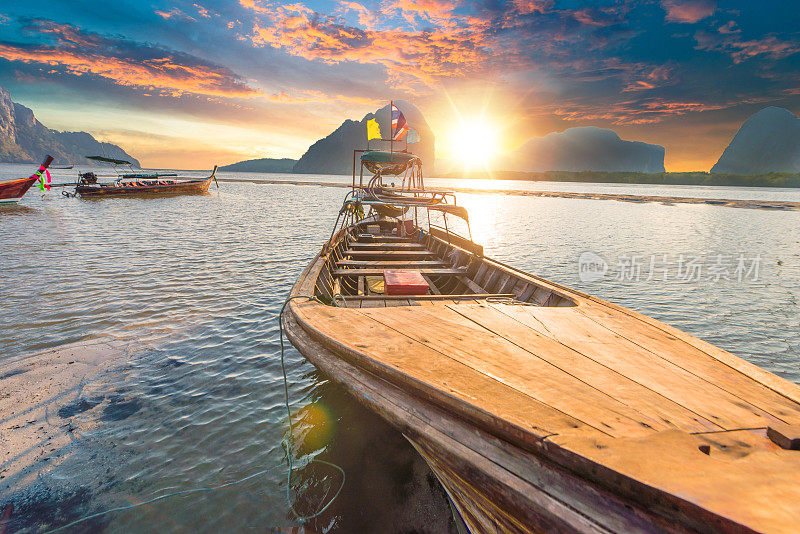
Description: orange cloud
xmin=661 ymin=0 xmax=715 ymax=24
xmin=512 ymin=0 xmax=552 ymax=16
xmin=553 ymin=98 xmax=731 ymax=125
xmin=0 ymin=22 xmax=260 ymax=99
xmin=381 ymin=0 xmax=460 ymax=28
xmin=247 ymin=2 xmax=491 ymax=88
xmin=695 ymin=31 xmax=800 ymax=64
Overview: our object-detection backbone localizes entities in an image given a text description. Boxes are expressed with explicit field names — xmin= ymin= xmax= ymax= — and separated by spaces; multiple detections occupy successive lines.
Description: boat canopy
xmin=361 ymin=150 xmax=420 ymax=176
xmin=428 ymin=204 xmax=469 ymax=221
xmin=86 ymin=155 xmax=131 ymax=165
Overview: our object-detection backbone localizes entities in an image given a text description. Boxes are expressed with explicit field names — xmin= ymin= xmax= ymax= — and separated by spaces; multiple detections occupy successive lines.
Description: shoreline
xmin=217 ymin=178 xmax=800 ymax=211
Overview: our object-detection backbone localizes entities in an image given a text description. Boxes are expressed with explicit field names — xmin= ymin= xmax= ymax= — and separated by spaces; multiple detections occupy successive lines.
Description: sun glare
xmin=448 ymin=119 xmax=499 ymax=169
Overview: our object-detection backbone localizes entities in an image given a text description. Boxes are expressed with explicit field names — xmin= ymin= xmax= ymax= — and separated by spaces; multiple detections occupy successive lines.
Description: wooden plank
xmin=447 ymin=303 xmax=721 ymax=433
xmin=474 ymin=263 xmax=489 ymax=286
xmin=458 ymin=275 xmax=486 ymax=294
xmin=343 ymin=294 xmax=517 ymax=302
xmin=385 ymin=299 xmax=411 ymax=307
xmin=490 ymin=304 xmax=792 ymax=430
xmin=283 ymin=311 xmax=678 ymax=534
xmin=483 ymin=269 xmax=503 ymax=293
xmin=422 ymin=274 xmax=441 ymax=294
xmin=575 ymin=304 xmax=800 ymax=424
xmin=357 ymin=276 xmax=365 ymax=296
xmin=349 ymin=242 xmax=427 ymax=250
xmin=359 ymin=299 xmax=386 ymax=308
xmin=496 ymin=273 xmax=517 ymax=293
xmin=294 ymin=304 xmax=596 ymax=441
xmin=518 ymin=284 xmax=536 ymax=302
xmin=358 ymin=305 xmax=673 ymax=437
xmin=357 ymin=236 xmax=413 ymax=242
xmin=333 ymin=268 xmax=466 ymax=277
xmin=337 ymin=260 xmax=448 ymax=268
xmin=344 ymin=250 xmax=437 ymax=260
xmin=429 ymin=227 xmax=484 ymax=256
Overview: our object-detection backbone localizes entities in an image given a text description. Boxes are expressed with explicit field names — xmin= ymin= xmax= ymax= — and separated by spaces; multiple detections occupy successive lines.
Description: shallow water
xmin=1 ymin=164 xmax=799 ymax=532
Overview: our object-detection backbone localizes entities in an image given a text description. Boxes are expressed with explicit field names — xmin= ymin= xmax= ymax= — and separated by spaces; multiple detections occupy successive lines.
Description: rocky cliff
xmin=509 ymin=127 xmax=665 ymax=173
xmin=0 ymin=84 xmax=140 ymax=166
xmin=711 ymin=107 xmax=800 ymax=174
xmin=293 ymin=101 xmax=435 ymax=175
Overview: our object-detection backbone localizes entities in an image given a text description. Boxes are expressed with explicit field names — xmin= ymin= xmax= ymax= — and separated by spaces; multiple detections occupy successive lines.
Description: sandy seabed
xmin=0 ymin=339 xmax=143 ymax=494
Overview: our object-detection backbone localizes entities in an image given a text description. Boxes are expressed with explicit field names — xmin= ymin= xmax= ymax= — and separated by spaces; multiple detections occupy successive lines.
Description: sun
xmin=448 ymin=119 xmax=499 ymax=169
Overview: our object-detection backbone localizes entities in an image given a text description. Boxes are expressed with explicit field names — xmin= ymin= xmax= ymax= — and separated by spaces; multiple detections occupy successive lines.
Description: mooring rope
xmin=278 ymin=295 xmax=346 ymax=521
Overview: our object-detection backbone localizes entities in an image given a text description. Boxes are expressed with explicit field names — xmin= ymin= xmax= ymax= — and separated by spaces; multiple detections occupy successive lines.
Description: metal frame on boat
xmin=284 ymin=129 xmax=800 ymax=533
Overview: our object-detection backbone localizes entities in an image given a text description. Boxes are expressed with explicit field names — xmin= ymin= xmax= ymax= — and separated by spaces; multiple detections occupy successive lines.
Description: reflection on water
xmin=1 ymin=169 xmax=798 ymax=532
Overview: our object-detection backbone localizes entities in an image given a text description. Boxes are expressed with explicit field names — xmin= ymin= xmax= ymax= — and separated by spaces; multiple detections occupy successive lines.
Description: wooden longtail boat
xmin=0 ymin=156 xmax=53 ymax=205
xmin=72 ymin=165 xmax=217 ymax=197
xmin=284 ymin=148 xmax=800 ymax=533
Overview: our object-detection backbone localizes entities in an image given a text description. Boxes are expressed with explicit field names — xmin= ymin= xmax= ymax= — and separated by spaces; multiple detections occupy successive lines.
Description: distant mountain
xmin=711 ymin=107 xmax=800 ymax=174
xmin=293 ymin=101 xmax=435 ymax=175
xmin=0 ymin=84 xmax=140 ymax=166
xmin=220 ymin=157 xmax=297 ymax=173
xmin=508 ymin=127 xmax=665 ymax=173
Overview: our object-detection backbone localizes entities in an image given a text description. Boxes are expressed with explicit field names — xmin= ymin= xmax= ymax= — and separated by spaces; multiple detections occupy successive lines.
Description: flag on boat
xmin=406 ymin=128 xmax=420 ymax=144
xmin=366 ymin=118 xmax=382 ymax=141
xmin=391 ymin=103 xmax=408 ymax=141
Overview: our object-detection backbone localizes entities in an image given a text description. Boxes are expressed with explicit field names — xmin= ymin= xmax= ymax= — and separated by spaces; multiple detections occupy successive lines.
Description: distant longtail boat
xmin=68 ymin=156 xmax=218 ymax=197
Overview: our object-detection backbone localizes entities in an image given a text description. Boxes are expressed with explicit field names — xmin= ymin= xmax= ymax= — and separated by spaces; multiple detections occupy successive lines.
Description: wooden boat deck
xmin=286 ymin=221 xmax=800 ymax=532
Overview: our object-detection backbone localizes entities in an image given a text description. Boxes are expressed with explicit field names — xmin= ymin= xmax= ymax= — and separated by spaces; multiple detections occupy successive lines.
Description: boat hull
xmin=285 ymin=219 xmax=800 ymax=533
xmin=0 ymin=176 xmax=38 ymax=204
xmin=283 ymin=308 xmax=682 ymax=534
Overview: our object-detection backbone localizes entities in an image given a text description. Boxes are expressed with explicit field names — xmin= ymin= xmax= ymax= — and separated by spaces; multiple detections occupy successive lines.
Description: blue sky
xmin=1 ymin=0 xmax=798 ymax=169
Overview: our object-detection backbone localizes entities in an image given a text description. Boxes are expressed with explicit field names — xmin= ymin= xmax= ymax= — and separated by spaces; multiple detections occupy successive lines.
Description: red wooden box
xmin=383 ymin=269 xmax=430 ymax=295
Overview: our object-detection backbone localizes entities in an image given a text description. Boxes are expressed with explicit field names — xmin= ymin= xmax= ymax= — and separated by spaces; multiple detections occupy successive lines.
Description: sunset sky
xmin=0 ymin=1 xmax=798 ymax=171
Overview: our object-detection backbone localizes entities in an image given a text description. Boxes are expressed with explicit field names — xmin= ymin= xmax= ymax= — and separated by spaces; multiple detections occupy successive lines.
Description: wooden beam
xmin=345 ymin=250 xmax=436 ymax=260
xmin=334 ymin=268 xmax=466 ymax=277
xmin=343 ymin=294 xmax=516 ymax=302
xmin=349 ymin=242 xmax=427 ymax=251
xmin=422 ymin=274 xmax=442 ymax=294
xmin=459 ymin=275 xmax=486 ymax=294
xmin=337 ymin=260 xmax=449 ymax=268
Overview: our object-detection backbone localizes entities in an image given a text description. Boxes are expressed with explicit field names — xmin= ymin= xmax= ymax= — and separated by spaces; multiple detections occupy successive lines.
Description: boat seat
xmin=348 ymin=243 xmax=427 ymax=251
xmin=343 ymin=294 xmax=517 ymax=303
xmin=333 ymin=268 xmax=466 ymax=277
xmin=345 ymin=250 xmax=437 ymax=259
xmin=336 ymin=260 xmax=449 ymax=268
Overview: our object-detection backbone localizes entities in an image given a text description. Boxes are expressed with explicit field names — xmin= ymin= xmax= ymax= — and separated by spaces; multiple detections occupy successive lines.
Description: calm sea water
xmin=1 ymin=164 xmax=798 ymax=532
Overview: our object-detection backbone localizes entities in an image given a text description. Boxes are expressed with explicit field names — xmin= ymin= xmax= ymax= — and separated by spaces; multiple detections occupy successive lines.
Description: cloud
xmin=381 ymin=0 xmax=460 ymax=28
xmin=553 ymin=98 xmax=730 ymax=125
xmin=717 ymin=20 xmax=739 ymax=34
xmin=661 ymin=0 xmax=715 ymax=24
xmin=622 ymin=65 xmax=676 ymax=91
xmin=246 ymin=2 xmax=492 ymax=88
xmin=695 ymin=31 xmax=800 ymax=64
xmin=512 ymin=0 xmax=552 ymax=16
xmin=0 ymin=20 xmax=260 ymax=99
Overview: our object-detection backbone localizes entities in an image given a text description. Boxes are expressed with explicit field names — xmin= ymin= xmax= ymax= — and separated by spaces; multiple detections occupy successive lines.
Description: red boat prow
xmin=0 ymin=155 xmax=54 ymax=205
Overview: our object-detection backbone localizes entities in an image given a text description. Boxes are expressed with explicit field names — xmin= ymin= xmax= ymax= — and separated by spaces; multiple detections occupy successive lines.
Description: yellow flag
xmin=367 ymin=118 xmax=382 ymax=141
